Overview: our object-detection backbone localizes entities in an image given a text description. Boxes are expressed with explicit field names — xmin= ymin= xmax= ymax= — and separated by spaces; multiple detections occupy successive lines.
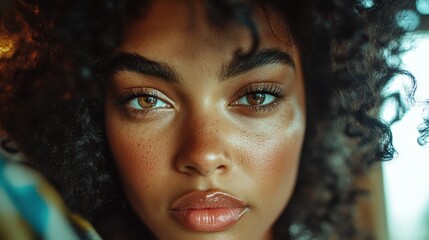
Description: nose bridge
xmin=190 ymin=113 xmax=218 ymax=141
xmin=176 ymin=108 xmax=229 ymax=176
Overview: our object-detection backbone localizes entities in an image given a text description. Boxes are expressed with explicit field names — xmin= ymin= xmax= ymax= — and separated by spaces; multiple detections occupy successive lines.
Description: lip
xmin=170 ymin=190 xmax=248 ymax=232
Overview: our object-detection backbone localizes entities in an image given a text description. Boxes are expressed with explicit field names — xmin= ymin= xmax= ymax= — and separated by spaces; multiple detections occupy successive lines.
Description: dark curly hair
xmin=0 ymin=0 xmax=413 ymax=239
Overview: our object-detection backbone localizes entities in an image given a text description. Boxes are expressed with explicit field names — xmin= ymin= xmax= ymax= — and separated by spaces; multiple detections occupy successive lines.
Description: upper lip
xmin=170 ymin=190 xmax=247 ymax=210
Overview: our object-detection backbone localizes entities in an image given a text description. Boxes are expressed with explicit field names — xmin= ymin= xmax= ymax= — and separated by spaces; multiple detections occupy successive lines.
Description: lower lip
xmin=172 ymin=207 xmax=247 ymax=232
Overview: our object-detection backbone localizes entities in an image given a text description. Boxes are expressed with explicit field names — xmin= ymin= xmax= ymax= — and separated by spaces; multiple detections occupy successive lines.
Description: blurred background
xmin=380 ymin=0 xmax=429 ymax=239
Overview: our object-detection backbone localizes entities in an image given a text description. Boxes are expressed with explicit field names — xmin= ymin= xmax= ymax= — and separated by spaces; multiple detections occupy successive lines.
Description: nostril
xmin=185 ymin=165 xmax=196 ymax=172
xmin=175 ymin=146 xmax=230 ymax=176
xmin=216 ymin=165 xmax=227 ymax=171
xmin=181 ymin=163 xmax=227 ymax=176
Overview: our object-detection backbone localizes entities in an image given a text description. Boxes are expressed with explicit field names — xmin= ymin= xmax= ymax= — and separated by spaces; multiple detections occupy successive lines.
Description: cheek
xmin=238 ymin=101 xmax=304 ymax=183
xmin=105 ymin=116 xmax=173 ymax=211
xmin=233 ymin=103 xmax=305 ymax=220
xmin=255 ymin=132 xmax=302 ymax=201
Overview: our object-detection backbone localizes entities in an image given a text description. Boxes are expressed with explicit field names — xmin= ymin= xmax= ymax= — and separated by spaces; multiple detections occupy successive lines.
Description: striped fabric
xmin=0 ymin=154 xmax=102 ymax=240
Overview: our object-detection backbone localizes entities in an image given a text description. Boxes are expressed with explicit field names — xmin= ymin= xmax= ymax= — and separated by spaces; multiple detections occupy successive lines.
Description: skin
xmin=104 ymin=1 xmax=306 ymax=239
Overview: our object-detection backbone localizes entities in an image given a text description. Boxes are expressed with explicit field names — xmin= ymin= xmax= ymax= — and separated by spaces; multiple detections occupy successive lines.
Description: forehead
xmin=119 ymin=1 xmax=294 ymax=56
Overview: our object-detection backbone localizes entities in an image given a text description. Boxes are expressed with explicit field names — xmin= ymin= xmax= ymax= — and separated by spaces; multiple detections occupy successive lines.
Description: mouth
xmin=169 ymin=190 xmax=248 ymax=232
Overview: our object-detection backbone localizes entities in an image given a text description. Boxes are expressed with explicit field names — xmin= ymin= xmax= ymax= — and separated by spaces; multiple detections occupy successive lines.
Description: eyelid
xmin=235 ymin=93 xmax=277 ymax=106
xmin=228 ymin=82 xmax=287 ymax=116
xmin=113 ymin=88 xmax=175 ymax=119
xmin=229 ymin=82 xmax=286 ymax=105
xmin=114 ymin=88 xmax=173 ymax=106
xmin=128 ymin=96 xmax=170 ymax=110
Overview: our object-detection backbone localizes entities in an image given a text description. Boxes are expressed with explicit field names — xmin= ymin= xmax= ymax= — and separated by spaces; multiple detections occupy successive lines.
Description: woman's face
xmin=104 ymin=1 xmax=306 ymax=239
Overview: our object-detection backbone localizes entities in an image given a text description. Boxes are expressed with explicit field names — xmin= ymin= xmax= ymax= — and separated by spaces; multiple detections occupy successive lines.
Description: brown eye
xmin=246 ymin=93 xmax=266 ymax=105
xmin=236 ymin=92 xmax=276 ymax=106
xmin=230 ymin=83 xmax=285 ymax=114
xmin=128 ymin=95 xmax=169 ymax=109
xmin=138 ymin=96 xmax=158 ymax=108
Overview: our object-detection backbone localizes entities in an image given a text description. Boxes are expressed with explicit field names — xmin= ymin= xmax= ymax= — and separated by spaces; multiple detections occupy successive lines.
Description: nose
xmin=175 ymin=116 xmax=230 ymax=176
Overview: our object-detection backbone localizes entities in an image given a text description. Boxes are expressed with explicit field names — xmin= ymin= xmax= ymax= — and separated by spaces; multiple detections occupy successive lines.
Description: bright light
xmin=416 ymin=0 xmax=429 ymax=15
xmin=361 ymin=0 xmax=375 ymax=8
xmin=0 ymin=35 xmax=15 ymax=59
xmin=382 ymin=33 xmax=429 ymax=240
xmin=396 ymin=10 xmax=421 ymax=31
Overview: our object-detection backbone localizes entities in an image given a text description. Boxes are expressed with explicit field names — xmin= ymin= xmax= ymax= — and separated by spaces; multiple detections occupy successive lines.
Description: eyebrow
xmin=220 ymin=48 xmax=296 ymax=81
xmin=106 ymin=48 xmax=295 ymax=83
xmin=106 ymin=52 xmax=179 ymax=83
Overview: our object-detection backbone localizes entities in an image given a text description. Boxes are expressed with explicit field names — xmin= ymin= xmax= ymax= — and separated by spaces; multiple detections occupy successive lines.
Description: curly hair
xmin=0 ymin=0 xmax=412 ymax=239
xmin=418 ymin=104 xmax=429 ymax=145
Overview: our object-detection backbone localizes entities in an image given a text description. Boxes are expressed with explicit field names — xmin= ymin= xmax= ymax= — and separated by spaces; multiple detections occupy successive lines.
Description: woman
xmin=0 ymin=0 xmax=412 ymax=239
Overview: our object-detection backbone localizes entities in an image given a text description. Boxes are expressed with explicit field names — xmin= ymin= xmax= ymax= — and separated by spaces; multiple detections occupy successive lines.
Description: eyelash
xmin=232 ymin=84 xmax=286 ymax=114
xmin=114 ymin=83 xmax=285 ymax=119
xmin=114 ymin=88 xmax=171 ymax=118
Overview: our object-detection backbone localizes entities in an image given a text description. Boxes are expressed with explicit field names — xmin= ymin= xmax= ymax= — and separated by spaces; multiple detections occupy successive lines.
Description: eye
xmin=113 ymin=88 xmax=174 ymax=119
xmin=229 ymin=83 xmax=286 ymax=115
xmin=236 ymin=92 xmax=277 ymax=106
xmin=128 ymin=95 xmax=170 ymax=110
